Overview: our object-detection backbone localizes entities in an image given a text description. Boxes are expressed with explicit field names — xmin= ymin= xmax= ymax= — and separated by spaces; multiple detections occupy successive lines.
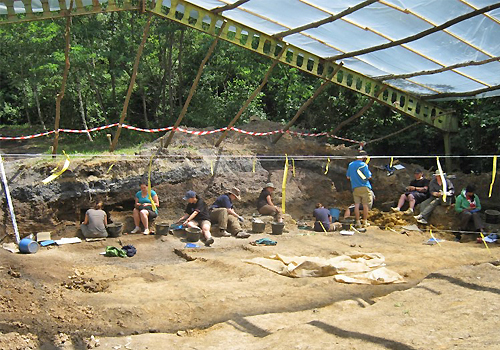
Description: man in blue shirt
xmin=346 ymin=151 xmax=373 ymax=228
xmin=210 ymin=187 xmax=250 ymax=238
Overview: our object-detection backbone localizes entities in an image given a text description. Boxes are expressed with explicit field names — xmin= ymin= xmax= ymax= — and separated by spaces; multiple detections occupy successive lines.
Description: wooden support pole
xmin=52 ymin=4 xmax=73 ymax=156
xmin=161 ymin=21 xmax=227 ymax=149
xmin=110 ymin=14 xmax=153 ymax=152
xmin=330 ymin=85 xmax=387 ymax=136
xmin=272 ymin=63 xmax=343 ymax=144
xmin=215 ymin=45 xmax=287 ymax=148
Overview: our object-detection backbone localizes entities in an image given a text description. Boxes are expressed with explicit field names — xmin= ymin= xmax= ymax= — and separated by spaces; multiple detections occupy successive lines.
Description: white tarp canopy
xmin=2 ymin=0 xmax=500 ymax=100
xmin=182 ymin=0 xmax=500 ymax=100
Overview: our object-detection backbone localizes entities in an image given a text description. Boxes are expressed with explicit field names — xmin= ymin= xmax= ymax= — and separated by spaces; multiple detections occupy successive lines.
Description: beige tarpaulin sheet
xmin=244 ymin=253 xmax=405 ymax=284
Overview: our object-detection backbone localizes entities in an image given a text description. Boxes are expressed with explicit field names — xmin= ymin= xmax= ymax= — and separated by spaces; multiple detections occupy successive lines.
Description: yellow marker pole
xmin=489 ymin=155 xmax=497 ymax=198
xmin=319 ymin=221 xmax=327 ymax=233
xmin=292 ymin=158 xmax=296 ymax=177
xmin=282 ymin=154 xmax=289 ymax=214
xmin=210 ymin=160 xmax=214 ymax=176
xmin=107 ymin=162 xmax=116 ymax=174
xmin=324 ymin=158 xmax=330 ymax=175
xmin=389 ymin=156 xmax=393 ymax=168
xmin=366 ymin=156 xmax=370 ymax=164
xmin=478 ymin=231 xmax=492 ymax=257
xmin=147 ymin=154 xmax=157 ymax=212
xmin=436 ymin=156 xmax=447 ymax=202
xmin=252 ymin=159 xmax=256 ymax=173
xmin=429 ymin=229 xmax=442 ymax=247
xmin=42 ymin=151 xmax=71 ymax=184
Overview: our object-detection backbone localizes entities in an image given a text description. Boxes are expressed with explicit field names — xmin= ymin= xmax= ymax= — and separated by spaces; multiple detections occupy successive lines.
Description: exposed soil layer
xmin=1 ymin=121 xmax=500 ymax=349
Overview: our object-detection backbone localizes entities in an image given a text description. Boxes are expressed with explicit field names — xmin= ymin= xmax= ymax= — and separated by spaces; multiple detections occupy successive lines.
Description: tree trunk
xmin=141 ymin=86 xmax=149 ymax=129
xmin=31 ymin=82 xmax=46 ymax=130
xmin=22 ymin=83 xmax=32 ymax=126
xmin=76 ymin=76 xmax=93 ymax=141
xmin=167 ymin=31 xmax=174 ymax=120
xmin=86 ymin=61 xmax=109 ymax=124
xmin=177 ymin=28 xmax=185 ymax=107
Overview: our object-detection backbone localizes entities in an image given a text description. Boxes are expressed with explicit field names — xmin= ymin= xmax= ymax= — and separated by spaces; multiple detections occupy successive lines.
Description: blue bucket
xmin=329 ymin=208 xmax=340 ymax=222
xmin=19 ymin=238 xmax=39 ymax=254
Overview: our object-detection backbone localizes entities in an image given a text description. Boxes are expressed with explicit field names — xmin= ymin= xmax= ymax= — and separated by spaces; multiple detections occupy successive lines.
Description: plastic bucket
xmin=252 ymin=221 xmax=266 ymax=233
xmin=19 ymin=238 xmax=39 ymax=254
xmin=186 ymin=227 xmax=201 ymax=242
xmin=155 ymin=222 xmax=170 ymax=235
xmin=106 ymin=222 xmax=123 ymax=237
xmin=329 ymin=208 xmax=340 ymax=222
xmin=271 ymin=222 xmax=285 ymax=235
xmin=485 ymin=209 xmax=500 ymax=224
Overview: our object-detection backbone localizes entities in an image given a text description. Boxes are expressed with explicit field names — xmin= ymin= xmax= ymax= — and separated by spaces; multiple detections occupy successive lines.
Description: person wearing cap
xmin=346 ymin=150 xmax=373 ymax=228
xmin=391 ymin=169 xmax=429 ymax=214
xmin=414 ymin=170 xmax=454 ymax=225
xmin=256 ymin=182 xmax=283 ymax=223
xmin=131 ymin=181 xmax=159 ymax=235
xmin=210 ymin=187 xmax=250 ymax=238
xmin=454 ymin=184 xmax=485 ymax=241
xmin=176 ymin=190 xmax=214 ymax=246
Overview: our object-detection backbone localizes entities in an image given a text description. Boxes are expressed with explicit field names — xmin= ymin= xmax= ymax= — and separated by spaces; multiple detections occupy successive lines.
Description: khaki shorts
xmin=353 ymin=187 xmax=373 ymax=206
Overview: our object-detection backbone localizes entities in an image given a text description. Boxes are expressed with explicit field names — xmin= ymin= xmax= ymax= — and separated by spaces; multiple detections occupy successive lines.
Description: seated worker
xmin=313 ymin=203 xmax=339 ymax=232
xmin=344 ymin=190 xmax=375 ymax=219
xmin=177 ymin=190 xmax=214 ymax=246
xmin=256 ymin=182 xmax=283 ymax=223
xmin=210 ymin=187 xmax=250 ymax=238
xmin=454 ymin=184 xmax=485 ymax=241
xmin=131 ymin=181 xmax=159 ymax=235
xmin=81 ymin=201 xmax=108 ymax=238
xmin=414 ymin=170 xmax=454 ymax=225
xmin=391 ymin=168 xmax=429 ymax=214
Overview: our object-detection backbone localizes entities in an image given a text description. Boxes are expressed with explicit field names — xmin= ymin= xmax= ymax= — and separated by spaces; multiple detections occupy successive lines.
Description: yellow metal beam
xmin=0 ymin=0 xmax=139 ymax=24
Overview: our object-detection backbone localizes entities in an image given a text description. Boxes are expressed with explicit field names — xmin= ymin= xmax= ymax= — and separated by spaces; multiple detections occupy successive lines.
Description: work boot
xmin=416 ymin=217 xmax=428 ymax=225
xmin=235 ymin=231 xmax=251 ymax=239
xmin=131 ymin=226 xmax=141 ymax=234
xmin=404 ymin=208 xmax=414 ymax=214
xmin=363 ymin=221 xmax=370 ymax=228
xmin=391 ymin=207 xmax=400 ymax=212
xmin=220 ymin=229 xmax=231 ymax=237
xmin=205 ymin=237 xmax=214 ymax=246
xmin=355 ymin=221 xmax=362 ymax=229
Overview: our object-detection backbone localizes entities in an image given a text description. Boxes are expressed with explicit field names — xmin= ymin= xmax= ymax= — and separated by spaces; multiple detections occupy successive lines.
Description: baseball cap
xmin=183 ymin=190 xmax=196 ymax=200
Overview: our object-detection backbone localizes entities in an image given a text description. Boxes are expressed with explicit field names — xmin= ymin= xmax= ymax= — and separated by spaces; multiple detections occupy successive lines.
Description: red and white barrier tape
xmin=0 ymin=124 xmax=362 ymax=144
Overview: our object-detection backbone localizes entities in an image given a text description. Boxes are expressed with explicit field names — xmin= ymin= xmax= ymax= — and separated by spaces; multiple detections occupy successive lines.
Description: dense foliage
xmin=0 ymin=13 xmax=498 ymax=170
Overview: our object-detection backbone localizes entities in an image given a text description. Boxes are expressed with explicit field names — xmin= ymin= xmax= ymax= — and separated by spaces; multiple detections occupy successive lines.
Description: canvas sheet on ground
xmin=244 ymin=252 xmax=405 ymax=284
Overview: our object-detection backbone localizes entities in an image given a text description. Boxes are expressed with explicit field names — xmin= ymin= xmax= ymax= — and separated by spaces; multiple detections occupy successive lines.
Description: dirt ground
xmin=1 ymin=221 xmax=500 ymax=349
xmin=2 ymin=121 xmax=500 ymax=349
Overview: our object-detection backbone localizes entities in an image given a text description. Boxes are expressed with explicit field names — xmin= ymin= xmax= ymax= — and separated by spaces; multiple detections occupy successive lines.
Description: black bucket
xmin=186 ymin=227 xmax=201 ymax=242
xmin=271 ymin=222 xmax=285 ymax=235
xmin=155 ymin=222 xmax=170 ymax=235
xmin=485 ymin=210 xmax=500 ymax=224
xmin=106 ymin=222 xmax=123 ymax=237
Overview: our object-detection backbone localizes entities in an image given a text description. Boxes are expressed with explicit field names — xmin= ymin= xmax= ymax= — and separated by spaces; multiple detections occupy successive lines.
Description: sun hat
xmin=265 ymin=182 xmax=276 ymax=189
xmin=229 ymin=187 xmax=241 ymax=200
xmin=433 ymin=170 xmax=446 ymax=176
xmin=183 ymin=190 xmax=196 ymax=200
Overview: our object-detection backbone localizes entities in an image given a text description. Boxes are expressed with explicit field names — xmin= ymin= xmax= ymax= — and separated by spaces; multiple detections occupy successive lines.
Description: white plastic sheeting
xmin=187 ymin=0 xmax=500 ymax=99
xmin=2 ymin=0 xmax=499 ymax=99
